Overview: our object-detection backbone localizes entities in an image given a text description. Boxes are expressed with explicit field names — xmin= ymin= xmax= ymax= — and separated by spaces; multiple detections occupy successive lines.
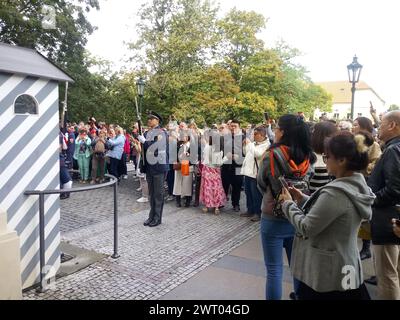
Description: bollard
xmin=0 ymin=207 xmax=23 ymax=299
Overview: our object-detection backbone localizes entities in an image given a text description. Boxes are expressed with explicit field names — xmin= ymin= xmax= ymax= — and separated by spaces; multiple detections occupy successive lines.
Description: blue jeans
xmin=244 ymin=176 xmax=262 ymax=215
xmin=260 ymin=216 xmax=298 ymax=300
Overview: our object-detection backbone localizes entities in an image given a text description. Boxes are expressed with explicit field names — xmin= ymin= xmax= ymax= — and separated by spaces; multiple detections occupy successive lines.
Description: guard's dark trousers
xmin=147 ymin=173 xmax=166 ymax=224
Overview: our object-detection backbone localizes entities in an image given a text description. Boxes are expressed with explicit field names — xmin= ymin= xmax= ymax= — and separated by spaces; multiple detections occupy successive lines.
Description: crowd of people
xmin=58 ymin=106 xmax=400 ymax=300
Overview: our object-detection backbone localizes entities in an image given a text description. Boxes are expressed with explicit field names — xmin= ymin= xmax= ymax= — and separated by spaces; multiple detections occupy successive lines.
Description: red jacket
xmin=124 ymin=134 xmax=131 ymax=154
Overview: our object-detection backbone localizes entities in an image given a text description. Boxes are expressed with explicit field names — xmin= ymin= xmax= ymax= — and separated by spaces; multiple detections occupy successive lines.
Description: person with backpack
xmin=257 ymin=114 xmax=315 ymax=300
xmin=90 ymin=131 xmax=107 ymax=184
xmin=279 ymin=131 xmax=375 ymax=300
xmin=240 ymin=126 xmax=270 ymax=222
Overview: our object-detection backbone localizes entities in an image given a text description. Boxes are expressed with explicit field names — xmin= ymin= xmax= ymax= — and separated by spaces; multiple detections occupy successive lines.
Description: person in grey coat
xmin=280 ymin=131 xmax=375 ymax=299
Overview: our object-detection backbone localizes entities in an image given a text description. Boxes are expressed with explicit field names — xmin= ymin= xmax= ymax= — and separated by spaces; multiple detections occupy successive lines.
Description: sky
xmin=86 ymin=0 xmax=400 ymax=106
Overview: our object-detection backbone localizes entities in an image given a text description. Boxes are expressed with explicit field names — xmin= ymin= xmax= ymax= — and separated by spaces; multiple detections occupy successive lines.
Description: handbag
xmin=181 ymin=160 xmax=190 ymax=176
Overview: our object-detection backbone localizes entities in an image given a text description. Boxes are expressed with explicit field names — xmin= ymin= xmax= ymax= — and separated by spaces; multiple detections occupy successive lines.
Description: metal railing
xmin=24 ymin=172 xmax=119 ymax=292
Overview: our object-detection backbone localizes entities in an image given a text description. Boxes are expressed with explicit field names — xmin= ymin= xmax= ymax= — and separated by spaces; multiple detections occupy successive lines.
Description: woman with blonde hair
xmin=352 ymin=116 xmax=382 ymax=262
xmin=106 ymin=127 xmax=126 ymax=181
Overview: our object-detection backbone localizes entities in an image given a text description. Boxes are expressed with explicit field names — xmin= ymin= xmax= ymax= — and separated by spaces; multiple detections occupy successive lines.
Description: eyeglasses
xmin=322 ymin=154 xmax=329 ymax=164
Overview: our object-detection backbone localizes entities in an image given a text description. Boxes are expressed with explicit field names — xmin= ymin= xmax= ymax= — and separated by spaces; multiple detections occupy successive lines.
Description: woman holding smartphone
xmin=257 ymin=114 xmax=315 ymax=300
xmin=279 ymin=131 xmax=375 ymax=300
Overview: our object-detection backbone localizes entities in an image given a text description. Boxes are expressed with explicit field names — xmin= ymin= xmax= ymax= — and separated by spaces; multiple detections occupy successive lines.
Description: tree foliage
xmin=1 ymin=0 xmax=332 ymax=128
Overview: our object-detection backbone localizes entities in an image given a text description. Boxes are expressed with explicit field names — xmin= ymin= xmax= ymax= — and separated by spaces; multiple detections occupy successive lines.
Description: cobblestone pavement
xmin=24 ymin=171 xmax=260 ymax=300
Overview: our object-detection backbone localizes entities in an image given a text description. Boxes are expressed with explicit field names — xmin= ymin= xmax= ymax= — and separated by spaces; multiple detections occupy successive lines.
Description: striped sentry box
xmin=0 ymin=43 xmax=73 ymax=289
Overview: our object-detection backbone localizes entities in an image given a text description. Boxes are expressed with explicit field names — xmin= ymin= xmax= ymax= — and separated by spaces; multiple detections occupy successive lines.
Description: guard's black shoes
xmin=148 ymin=221 xmax=161 ymax=227
xmin=233 ymin=205 xmax=240 ymax=212
xmin=60 ymin=193 xmax=70 ymax=200
xmin=365 ymin=276 xmax=377 ymax=286
xmin=360 ymin=249 xmax=372 ymax=260
xmin=143 ymin=218 xmax=153 ymax=226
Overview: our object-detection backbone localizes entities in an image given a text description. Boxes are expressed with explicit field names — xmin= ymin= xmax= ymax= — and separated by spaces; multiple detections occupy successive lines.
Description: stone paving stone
xmin=23 ymin=171 xmax=259 ymax=300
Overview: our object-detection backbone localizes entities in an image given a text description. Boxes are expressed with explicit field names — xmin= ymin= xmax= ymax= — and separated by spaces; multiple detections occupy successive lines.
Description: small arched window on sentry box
xmin=14 ymin=94 xmax=39 ymax=115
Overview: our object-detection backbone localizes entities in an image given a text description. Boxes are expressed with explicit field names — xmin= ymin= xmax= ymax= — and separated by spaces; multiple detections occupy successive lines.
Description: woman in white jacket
xmin=240 ymin=126 xmax=271 ymax=221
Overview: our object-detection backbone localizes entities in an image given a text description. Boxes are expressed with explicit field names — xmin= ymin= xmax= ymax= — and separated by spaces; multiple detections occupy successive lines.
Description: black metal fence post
xmin=111 ymin=180 xmax=119 ymax=259
xmin=25 ymin=173 xmax=120 ymax=290
xmin=38 ymin=193 xmax=46 ymax=292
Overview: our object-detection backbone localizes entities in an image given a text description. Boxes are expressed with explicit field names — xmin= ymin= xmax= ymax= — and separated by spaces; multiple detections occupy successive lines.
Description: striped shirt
xmin=309 ymin=166 xmax=331 ymax=193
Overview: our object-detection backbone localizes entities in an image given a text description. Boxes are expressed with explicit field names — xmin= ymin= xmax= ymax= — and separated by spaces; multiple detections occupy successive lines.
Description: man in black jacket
xmin=368 ymin=110 xmax=400 ymax=300
xmin=221 ymin=120 xmax=245 ymax=212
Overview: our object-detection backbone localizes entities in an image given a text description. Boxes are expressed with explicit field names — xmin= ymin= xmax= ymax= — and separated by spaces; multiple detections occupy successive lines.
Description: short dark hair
xmin=324 ymin=131 xmax=369 ymax=171
xmin=354 ymin=117 xmax=374 ymax=133
xmin=254 ymin=126 xmax=267 ymax=136
xmin=311 ymin=121 xmax=338 ymax=154
xmin=230 ymin=119 xmax=240 ymax=125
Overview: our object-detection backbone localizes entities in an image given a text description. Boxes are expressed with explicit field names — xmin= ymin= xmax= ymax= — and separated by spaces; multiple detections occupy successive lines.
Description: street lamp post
xmin=347 ymin=55 xmax=363 ymax=120
xmin=136 ymin=77 xmax=145 ymax=115
xmin=135 ymin=77 xmax=146 ymax=173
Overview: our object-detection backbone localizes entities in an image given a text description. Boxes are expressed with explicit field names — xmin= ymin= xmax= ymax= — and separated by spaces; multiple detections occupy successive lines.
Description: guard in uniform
xmin=138 ymin=111 xmax=169 ymax=227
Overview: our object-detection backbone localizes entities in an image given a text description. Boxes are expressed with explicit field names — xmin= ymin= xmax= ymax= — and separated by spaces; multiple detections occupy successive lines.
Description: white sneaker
xmin=136 ymin=187 xmax=142 ymax=192
xmin=137 ymin=197 xmax=149 ymax=203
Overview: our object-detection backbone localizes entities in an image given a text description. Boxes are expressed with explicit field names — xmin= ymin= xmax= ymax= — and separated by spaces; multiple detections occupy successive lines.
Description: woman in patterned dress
xmin=199 ymin=129 xmax=226 ymax=214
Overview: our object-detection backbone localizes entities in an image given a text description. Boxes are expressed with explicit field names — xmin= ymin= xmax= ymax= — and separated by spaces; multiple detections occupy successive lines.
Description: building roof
xmin=0 ymin=42 xmax=74 ymax=82
xmin=316 ymin=81 xmax=385 ymax=104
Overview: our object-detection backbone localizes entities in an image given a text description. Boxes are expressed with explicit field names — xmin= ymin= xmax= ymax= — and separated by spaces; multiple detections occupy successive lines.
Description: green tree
xmin=217 ymin=8 xmax=266 ymax=82
xmin=0 ymin=0 xmax=108 ymax=125
xmin=171 ymin=66 xmax=239 ymax=125
xmin=0 ymin=0 xmax=99 ymax=64
xmin=129 ymin=0 xmax=219 ymax=116
xmin=389 ymin=104 xmax=400 ymax=111
xmin=270 ymin=41 xmax=332 ymax=117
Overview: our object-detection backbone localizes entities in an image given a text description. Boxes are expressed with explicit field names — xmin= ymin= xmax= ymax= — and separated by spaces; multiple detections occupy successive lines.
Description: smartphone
xmin=370 ymin=101 xmax=375 ymax=112
xmin=278 ymin=176 xmax=289 ymax=189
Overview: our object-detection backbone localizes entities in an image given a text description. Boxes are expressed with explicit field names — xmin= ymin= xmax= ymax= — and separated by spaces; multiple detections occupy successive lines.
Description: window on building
xmin=14 ymin=94 xmax=38 ymax=115
xmin=334 ymin=113 xmax=339 ymax=119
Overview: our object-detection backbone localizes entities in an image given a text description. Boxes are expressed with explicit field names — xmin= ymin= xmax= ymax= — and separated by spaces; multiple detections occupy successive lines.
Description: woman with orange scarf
xmin=257 ymin=114 xmax=315 ymax=300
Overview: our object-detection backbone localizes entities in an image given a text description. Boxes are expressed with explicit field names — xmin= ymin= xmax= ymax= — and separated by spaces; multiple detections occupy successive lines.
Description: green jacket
xmin=73 ymin=136 xmax=92 ymax=159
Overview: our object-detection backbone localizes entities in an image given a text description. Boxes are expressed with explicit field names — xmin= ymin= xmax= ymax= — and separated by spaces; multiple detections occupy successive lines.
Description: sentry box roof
xmin=0 ymin=42 xmax=74 ymax=83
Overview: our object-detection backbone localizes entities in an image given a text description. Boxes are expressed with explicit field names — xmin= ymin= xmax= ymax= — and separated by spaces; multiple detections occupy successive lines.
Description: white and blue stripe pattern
xmin=0 ymin=72 xmax=61 ymax=289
